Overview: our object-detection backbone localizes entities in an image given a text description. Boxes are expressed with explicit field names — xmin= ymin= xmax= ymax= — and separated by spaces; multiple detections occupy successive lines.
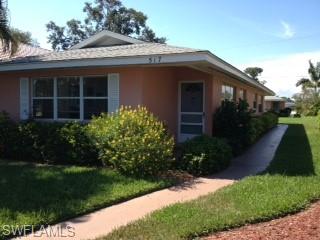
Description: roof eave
xmin=0 ymin=51 xmax=274 ymax=95
xmin=203 ymin=52 xmax=274 ymax=95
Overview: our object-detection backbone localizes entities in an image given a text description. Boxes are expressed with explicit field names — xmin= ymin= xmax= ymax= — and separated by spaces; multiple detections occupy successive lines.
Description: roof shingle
xmin=1 ymin=43 xmax=202 ymax=64
xmin=0 ymin=43 xmax=51 ymax=62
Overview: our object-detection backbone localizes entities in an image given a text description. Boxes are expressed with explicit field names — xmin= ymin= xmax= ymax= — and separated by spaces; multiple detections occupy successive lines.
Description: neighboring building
xmin=285 ymin=101 xmax=295 ymax=110
xmin=0 ymin=30 xmax=274 ymax=142
xmin=264 ymin=96 xmax=286 ymax=112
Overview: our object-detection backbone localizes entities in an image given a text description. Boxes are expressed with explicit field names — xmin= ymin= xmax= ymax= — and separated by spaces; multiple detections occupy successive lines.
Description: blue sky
xmin=8 ymin=0 xmax=320 ymax=96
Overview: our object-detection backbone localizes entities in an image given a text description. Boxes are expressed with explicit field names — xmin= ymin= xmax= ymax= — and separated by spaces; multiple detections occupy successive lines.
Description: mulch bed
xmin=203 ymin=201 xmax=320 ymax=240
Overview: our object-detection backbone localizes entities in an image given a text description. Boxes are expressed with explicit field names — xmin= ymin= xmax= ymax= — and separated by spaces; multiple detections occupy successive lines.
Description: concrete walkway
xmin=19 ymin=125 xmax=288 ymax=240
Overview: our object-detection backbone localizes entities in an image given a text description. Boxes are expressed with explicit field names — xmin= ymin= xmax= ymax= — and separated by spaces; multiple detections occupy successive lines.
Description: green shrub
xmin=247 ymin=117 xmax=263 ymax=145
xmin=213 ymin=100 xmax=251 ymax=155
xmin=59 ymin=122 xmax=99 ymax=164
xmin=17 ymin=121 xmax=98 ymax=165
xmin=178 ymin=135 xmax=232 ymax=176
xmin=0 ymin=113 xmax=98 ymax=165
xmin=213 ymin=102 xmax=278 ymax=155
xmin=0 ymin=111 xmax=18 ymax=159
xmin=87 ymin=106 xmax=174 ymax=177
xmin=260 ymin=112 xmax=278 ymax=131
xmin=247 ymin=112 xmax=278 ymax=144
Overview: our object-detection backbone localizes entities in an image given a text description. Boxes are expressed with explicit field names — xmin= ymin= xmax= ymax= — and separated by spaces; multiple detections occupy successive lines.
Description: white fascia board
xmin=0 ymin=53 xmax=207 ymax=72
xmin=70 ymin=30 xmax=144 ymax=50
xmin=205 ymin=53 xmax=274 ymax=95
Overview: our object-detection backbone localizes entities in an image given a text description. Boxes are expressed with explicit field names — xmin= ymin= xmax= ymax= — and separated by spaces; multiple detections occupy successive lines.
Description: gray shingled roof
xmin=0 ymin=43 xmax=51 ymax=62
xmin=1 ymin=43 xmax=202 ymax=64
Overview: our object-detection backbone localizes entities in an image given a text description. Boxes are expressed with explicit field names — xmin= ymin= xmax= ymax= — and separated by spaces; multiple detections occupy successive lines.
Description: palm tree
xmin=0 ymin=0 xmax=17 ymax=55
xmin=296 ymin=60 xmax=320 ymax=94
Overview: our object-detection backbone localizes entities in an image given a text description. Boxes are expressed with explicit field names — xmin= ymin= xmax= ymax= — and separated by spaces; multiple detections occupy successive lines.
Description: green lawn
xmin=0 ymin=163 xmax=172 ymax=239
xmin=103 ymin=117 xmax=320 ymax=240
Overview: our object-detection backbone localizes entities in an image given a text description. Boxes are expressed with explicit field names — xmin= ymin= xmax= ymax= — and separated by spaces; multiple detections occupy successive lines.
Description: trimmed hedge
xmin=87 ymin=106 xmax=175 ymax=177
xmin=177 ymin=135 xmax=232 ymax=176
xmin=213 ymin=100 xmax=252 ymax=155
xmin=0 ymin=112 xmax=98 ymax=165
xmin=213 ymin=101 xmax=279 ymax=155
xmin=249 ymin=112 xmax=278 ymax=144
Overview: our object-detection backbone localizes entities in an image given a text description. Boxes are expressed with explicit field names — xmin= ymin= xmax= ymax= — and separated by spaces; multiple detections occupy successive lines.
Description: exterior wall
xmin=0 ymin=67 xmax=145 ymax=121
xmin=0 ymin=65 xmax=269 ymax=141
xmin=140 ymin=67 xmax=213 ymax=138
xmin=211 ymin=69 xmax=266 ymax=114
xmin=0 ymin=77 xmax=20 ymax=120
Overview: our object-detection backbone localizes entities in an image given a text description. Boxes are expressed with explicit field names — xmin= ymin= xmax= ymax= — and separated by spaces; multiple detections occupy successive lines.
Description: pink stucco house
xmin=0 ymin=30 xmax=274 ymax=141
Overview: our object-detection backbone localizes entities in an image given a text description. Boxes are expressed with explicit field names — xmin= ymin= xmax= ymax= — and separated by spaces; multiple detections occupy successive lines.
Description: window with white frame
xmin=57 ymin=77 xmax=80 ymax=119
xmin=221 ymin=84 xmax=235 ymax=101
xmin=32 ymin=76 xmax=109 ymax=120
xmin=83 ymin=76 xmax=108 ymax=120
xmin=32 ymin=78 xmax=54 ymax=119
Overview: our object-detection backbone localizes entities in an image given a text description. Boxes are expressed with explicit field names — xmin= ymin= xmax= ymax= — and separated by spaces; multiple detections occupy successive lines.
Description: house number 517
xmin=148 ymin=56 xmax=162 ymax=64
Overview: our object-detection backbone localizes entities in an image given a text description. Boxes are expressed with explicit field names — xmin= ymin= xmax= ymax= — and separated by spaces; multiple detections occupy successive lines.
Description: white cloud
xmin=280 ymin=21 xmax=295 ymax=39
xmin=237 ymin=51 xmax=320 ymax=97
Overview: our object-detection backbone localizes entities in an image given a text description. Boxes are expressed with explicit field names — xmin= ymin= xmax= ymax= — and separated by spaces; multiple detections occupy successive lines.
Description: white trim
xmin=0 ymin=53 xmax=205 ymax=71
xmin=53 ymin=77 xmax=57 ymax=120
xmin=107 ymin=73 xmax=120 ymax=114
xmin=178 ymin=81 xmax=205 ymax=142
xmin=31 ymin=74 xmax=111 ymax=121
xmin=20 ymin=77 xmax=30 ymax=120
xmin=79 ymin=77 xmax=84 ymax=120
xmin=70 ymin=30 xmax=144 ymax=50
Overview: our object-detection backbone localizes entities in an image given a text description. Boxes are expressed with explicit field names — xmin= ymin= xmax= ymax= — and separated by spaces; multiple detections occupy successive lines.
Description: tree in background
xmin=294 ymin=60 xmax=320 ymax=116
xmin=10 ymin=28 xmax=39 ymax=47
xmin=296 ymin=60 xmax=320 ymax=94
xmin=0 ymin=0 xmax=17 ymax=54
xmin=46 ymin=0 xmax=166 ymax=51
xmin=244 ymin=67 xmax=263 ymax=81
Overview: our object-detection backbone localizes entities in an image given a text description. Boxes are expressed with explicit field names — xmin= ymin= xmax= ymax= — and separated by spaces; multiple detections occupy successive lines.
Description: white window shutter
xmin=108 ymin=73 xmax=120 ymax=113
xmin=20 ymin=78 xmax=30 ymax=120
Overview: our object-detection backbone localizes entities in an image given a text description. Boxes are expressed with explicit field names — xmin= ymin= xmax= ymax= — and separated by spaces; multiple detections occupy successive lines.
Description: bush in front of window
xmin=213 ymin=99 xmax=252 ymax=155
xmin=213 ymin=100 xmax=278 ymax=155
xmin=18 ymin=121 xmax=99 ymax=165
xmin=0 ymin=116 xmax=99 ymax=165
xmin=87 ymin=106 xmax=175 ymax=177
xmin=176 ymin=135 xmax=232 ymax=176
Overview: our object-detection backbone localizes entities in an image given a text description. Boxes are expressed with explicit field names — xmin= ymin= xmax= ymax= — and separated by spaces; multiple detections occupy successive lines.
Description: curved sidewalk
xmin=19 ymin=125 xmax=288 ymax=240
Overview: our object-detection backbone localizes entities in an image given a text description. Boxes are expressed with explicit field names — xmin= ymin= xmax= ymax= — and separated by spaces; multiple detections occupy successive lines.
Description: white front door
xmin=179 ymin=82 xmax=204 ymax=142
